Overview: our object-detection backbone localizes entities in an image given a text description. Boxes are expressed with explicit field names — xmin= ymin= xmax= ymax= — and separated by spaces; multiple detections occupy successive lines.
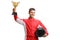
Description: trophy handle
xmin=17 ymin=2 xmax=20 ymax=4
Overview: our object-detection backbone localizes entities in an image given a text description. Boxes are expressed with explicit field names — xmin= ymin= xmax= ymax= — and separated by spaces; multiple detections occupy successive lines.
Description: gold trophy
xmin=12 ymin=1 xmax=20 ymax=8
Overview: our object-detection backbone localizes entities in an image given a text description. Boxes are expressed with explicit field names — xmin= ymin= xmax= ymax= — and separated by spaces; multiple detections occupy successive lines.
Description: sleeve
xmin=12 ymin=12 xmax=25 ymax=25
xmin=38 ymin=20 xmax=48 ymax=35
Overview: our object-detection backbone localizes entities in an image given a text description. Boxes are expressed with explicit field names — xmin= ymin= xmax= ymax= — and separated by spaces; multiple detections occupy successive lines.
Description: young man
xmin=12 ymin=8 xmax=48 ymax=40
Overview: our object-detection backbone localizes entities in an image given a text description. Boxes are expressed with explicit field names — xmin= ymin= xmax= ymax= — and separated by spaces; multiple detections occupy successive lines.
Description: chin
xmin=30 ymin=15 xmax=34 ymax=18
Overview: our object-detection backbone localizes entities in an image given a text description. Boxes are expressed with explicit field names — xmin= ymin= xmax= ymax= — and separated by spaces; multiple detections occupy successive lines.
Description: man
xmin=12 ymin=8 xmax=48 ymax=40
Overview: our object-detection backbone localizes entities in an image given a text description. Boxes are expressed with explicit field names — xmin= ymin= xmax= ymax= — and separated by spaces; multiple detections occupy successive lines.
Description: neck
xmin=29 ymin=16 xmax=34 ymax=18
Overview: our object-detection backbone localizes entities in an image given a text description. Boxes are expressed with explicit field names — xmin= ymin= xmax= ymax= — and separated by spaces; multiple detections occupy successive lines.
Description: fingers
xmin=13 ymin=8 xmax=16 ymax=12
xmin=42 ymin=34 xmax=48 ymax=37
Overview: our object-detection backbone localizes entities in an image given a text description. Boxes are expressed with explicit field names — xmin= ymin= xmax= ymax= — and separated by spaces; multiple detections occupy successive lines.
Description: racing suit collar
xmin=28 ymin=17 xmax=35 ymax=19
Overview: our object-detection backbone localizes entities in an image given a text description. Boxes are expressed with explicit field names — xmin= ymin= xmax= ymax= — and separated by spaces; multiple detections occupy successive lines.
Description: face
xmin=29 ymin=10 xmax=35 ymax=18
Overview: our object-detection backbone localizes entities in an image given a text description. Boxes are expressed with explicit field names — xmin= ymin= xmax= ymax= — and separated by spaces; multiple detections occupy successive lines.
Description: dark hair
xmin=29 ymin=8 xmax=35 ymax=13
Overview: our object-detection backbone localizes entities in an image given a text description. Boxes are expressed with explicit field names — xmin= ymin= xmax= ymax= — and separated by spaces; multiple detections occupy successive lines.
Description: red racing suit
xmin=13 ymin=14 xmax=48 ymax=40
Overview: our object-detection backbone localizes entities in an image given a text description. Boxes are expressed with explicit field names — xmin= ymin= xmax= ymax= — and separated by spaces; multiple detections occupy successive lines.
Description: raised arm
xmin=12 ymin=8 xmax=25 ymax=25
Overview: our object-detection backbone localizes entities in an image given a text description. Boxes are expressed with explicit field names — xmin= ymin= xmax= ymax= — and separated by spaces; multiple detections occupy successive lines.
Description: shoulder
xmin=22 ymin=18 xmax=28 ymax=21
xmin=34 ymin=18 xmax=42 ymax=24
xmin=35 ymin=18 xmax=40 ymax=22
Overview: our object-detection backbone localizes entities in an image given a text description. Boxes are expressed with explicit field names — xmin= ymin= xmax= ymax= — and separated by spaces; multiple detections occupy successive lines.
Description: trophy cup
xmin=12 ymin=1 xmax=20 ymax=8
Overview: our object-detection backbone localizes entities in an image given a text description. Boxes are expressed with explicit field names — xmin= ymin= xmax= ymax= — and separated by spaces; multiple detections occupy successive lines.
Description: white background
xmin=0 ymin=0 xmax=60 ymax=40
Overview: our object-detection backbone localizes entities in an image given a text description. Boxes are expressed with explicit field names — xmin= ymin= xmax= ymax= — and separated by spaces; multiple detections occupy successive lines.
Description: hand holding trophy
xmin=12 ymin=1 xmax=20 ymax=15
